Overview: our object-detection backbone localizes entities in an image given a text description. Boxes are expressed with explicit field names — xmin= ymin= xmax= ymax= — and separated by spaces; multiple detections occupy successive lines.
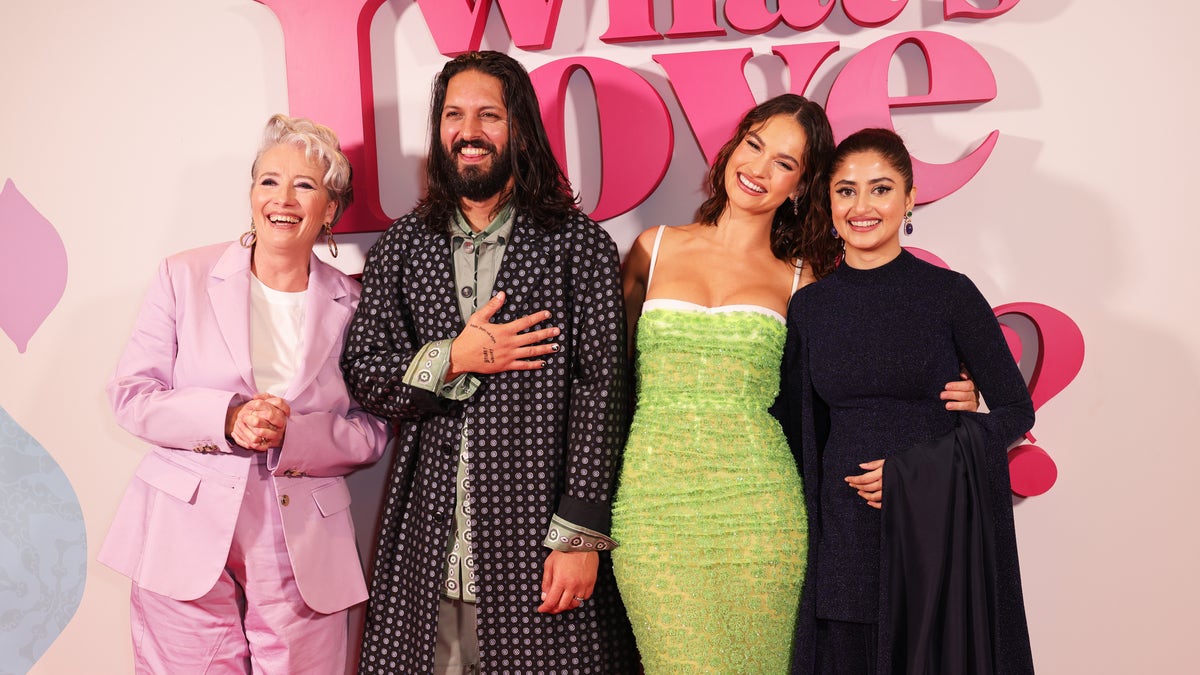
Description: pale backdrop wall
xmin=1 ymin=2 xmax=1197 ymax=673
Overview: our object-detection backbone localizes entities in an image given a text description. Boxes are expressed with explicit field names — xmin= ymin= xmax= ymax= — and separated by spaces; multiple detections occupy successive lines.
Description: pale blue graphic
xmin=0 ymin=406 xmax=86 ymax=675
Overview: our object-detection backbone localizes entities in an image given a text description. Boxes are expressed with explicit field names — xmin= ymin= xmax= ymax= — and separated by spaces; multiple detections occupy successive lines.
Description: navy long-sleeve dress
xmin=781 ymin=250 xmax=1035 ymax=673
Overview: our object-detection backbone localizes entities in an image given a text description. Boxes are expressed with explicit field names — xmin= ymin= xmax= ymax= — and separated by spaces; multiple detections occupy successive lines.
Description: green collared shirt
xmin=405 ymin=206 xmax=513 ymax=604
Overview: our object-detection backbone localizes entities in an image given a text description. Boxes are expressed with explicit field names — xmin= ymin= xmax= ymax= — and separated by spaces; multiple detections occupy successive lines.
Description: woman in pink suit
xmin=99 ymin=114 xmax=390 ymax=674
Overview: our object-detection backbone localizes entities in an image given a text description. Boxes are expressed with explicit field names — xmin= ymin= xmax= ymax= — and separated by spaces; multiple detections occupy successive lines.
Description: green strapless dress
xmin=611 ymin=302 xmax=807 ymax=674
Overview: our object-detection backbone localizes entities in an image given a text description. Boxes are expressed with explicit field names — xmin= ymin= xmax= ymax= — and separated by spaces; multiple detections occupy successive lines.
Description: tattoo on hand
xmin=470 ymin=323 xmax=497 ymax=344
xmin=483 ymin=347 xmax=495 ymax=364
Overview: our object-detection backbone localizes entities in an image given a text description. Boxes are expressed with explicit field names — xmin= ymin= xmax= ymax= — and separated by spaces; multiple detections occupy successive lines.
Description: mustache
xmin=452 ymin=138 xmax=496 ymax=154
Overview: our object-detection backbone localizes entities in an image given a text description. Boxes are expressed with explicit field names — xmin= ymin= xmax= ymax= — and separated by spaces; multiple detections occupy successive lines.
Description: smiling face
xmin=829 ymin=149 xmax=915 ymax=269
xmin=438 ymin=69 xmax=513 ymax=202
xmin=722 ymin=113 xmax=808 ymax=218
xmin=250 ymin=142 xmax=336 ymax=255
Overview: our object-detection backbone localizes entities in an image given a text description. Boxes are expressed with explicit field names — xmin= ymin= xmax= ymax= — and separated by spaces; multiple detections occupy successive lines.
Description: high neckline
xmin=833 ymin=249 xmax=914 ymax=283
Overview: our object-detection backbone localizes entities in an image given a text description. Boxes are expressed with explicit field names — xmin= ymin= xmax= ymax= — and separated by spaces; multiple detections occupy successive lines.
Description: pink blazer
xmin=98 ymin=241 xmax=389 ymax=614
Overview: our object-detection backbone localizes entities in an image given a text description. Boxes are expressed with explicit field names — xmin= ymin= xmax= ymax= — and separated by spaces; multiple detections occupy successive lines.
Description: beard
xmin=446 ymin=139 xmax=513 ymax=201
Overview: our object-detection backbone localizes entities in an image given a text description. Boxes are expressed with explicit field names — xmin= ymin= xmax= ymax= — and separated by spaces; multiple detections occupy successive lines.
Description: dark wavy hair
xmin=695 ymin=94 xmax=841 ymax=279
xmin=416 ymin=51 xmax=579 ymax=231
xmin=829 ymin=127 xmax=914 ymax=191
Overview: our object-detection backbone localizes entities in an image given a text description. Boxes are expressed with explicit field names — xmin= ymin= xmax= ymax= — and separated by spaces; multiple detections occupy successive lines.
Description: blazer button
xmin=280 ymin=494 xmax=290 ymax=507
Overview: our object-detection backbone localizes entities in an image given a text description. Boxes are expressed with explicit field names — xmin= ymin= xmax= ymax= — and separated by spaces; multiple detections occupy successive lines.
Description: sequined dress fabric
xmin=612 ymin=303 xmax=807 ymax=674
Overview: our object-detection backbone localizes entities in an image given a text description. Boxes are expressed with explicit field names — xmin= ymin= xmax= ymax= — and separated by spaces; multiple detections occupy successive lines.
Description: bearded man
xmin=342 ymin=51 xmax=638 ymax=674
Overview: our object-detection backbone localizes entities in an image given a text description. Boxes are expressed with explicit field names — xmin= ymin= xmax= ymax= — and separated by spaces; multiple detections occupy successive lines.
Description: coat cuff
xmin=543 ymin=514 xmax=618 ymax=552
xmin=403 ymin=339 xmax=480 ymax=400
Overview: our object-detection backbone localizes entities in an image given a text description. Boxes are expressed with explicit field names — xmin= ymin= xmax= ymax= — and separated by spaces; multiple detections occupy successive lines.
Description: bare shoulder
xmin=653 ymin=222 xmax=709 ymax=252
xmin=629 ymin=223 xmax=695 ymax=257
xmin=623 ymin=227 xmax=659 ymax=285
xmin=670 ymin=221 xmax=706 ymax=237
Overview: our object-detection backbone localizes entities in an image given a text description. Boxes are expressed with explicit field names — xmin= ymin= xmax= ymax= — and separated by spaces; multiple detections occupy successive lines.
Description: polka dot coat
xmin=343 ymin=210 xmax=638 ymax=674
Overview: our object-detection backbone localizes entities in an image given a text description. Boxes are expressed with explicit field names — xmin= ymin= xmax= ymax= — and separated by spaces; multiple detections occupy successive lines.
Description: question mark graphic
xmin=906 ymin=248 xmax=1085 ymax=497
xmin=994 ymin=303 xmax=1085 ymax=497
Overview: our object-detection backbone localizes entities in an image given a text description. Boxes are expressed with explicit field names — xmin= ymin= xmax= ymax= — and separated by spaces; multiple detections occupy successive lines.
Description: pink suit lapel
xmin=207 ymin=243 xmax=256 ymax=394
xmin=286 ymin=253 xmax=351 ymax=401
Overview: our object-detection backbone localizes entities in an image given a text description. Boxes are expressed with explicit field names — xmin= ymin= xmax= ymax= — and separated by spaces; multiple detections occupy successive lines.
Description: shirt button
xmin=463 ymin=240 xmax=475 ymax=254
xmin=280 ymin=494 xmax=290 ymax=507
xmin=461 ymin=286 xmax=474 ymax=299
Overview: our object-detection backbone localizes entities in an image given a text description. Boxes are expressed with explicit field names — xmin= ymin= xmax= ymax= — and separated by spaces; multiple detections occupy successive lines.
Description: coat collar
xmin=207 ymin=241 xmax=352 ymax=397
xmin=487 ymin=213 xmax=549 ymax=324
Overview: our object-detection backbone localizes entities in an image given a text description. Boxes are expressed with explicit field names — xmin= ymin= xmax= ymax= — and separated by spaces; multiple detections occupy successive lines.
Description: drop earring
xmin=323 ymin=223 xmax=338 ymax=258
xmin=903 ymin=210 xmax=913 ymax=236
xmin=240 ymin=220 xmax=257 ymax=248
xmin=830 ymin=226 xmax=840 ymax=239
xmin=791 ymin=184 xmax=806 ymax=216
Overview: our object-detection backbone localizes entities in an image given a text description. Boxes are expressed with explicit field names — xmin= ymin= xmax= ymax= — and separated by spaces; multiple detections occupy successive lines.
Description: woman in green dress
xmin=610 ymin=97 xmax=979 ymax=673
xmin=610 ymin=95 xmax=835 ymax=673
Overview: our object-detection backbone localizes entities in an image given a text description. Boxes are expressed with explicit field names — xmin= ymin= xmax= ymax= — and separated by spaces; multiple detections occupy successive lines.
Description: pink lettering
xmin=654 ymin=44 xmax=840 ymax=164
xmin=994 ymin=302 xmax=1085 ymax=426
xmin=995 ymin=302 xmax=1084 ymax=497
xmin=414 ymin=0 xmax=565 ymax=55
xmin=529 ymin=58 xmax=673 ymax=221
xmin=1007 ymin=444 xmax=1057 ymax=497
xmin=725 ymin=0 xmax=837 ymax=34
xmin=664 ymin=0 xmax=725 ymax=39
xmin=654 ymin=49 xmax=756 ymax=164
xmin=842 ymin=0 xmax=910 ymax=28
xmin=771 ymin=42 xmax=842 ymax=98
xmin=255 ymin=0 xmax=392 ymax=234
xmin=944 ymin=0 xmax=1021 ymax=20
xmin=824 ymin=31 xmax=999 ymax=205
xmin=600 ymin=0 xmax=662 ymax=43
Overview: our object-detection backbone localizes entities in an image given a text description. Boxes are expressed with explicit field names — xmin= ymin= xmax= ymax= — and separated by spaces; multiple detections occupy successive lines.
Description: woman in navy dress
xmin=782 ymin=128 xmax=1035 ymax=674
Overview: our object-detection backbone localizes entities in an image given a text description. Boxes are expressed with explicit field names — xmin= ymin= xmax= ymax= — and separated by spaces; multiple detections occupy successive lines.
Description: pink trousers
xmin=129 ymin=457 xmax=348 ymax=674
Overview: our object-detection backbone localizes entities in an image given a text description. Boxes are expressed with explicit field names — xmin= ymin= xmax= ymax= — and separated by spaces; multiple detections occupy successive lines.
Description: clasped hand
xmin=846 ymin=459 xmax=884 ymax=509
xmin=226 ymin=393 xmax=291 ymax=451
xmin=448 ymin=291 xmax=561 ymax=379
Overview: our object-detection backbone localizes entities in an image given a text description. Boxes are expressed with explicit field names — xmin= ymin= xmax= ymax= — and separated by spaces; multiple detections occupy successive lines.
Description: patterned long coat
xmin=342 ymin=210 xmax=639 ymax=674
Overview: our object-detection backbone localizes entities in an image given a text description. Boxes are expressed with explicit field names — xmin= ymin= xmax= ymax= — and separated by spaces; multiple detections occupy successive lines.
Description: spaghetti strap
xmin=645 ymin=225 xmax=668 ymax=293
xmin=791 ymin=259 xmax=804 ymax=294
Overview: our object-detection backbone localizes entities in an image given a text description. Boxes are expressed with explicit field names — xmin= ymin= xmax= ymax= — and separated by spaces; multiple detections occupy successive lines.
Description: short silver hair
xmin=251 ymin=114 xmax=354 ymax=225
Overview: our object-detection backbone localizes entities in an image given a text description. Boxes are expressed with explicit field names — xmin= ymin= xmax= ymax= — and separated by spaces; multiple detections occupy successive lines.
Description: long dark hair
xmin=416 ymin=51 xmax=579 ymax=231
xmin=696 ymin=94 xmax=841 ymax=279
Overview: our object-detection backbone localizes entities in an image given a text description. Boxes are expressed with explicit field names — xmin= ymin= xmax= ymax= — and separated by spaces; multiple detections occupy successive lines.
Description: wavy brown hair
xmin=695 ymin=94 xmax=841 ymax=279
xmin=416 ymin=51 xmax=579 ymax=231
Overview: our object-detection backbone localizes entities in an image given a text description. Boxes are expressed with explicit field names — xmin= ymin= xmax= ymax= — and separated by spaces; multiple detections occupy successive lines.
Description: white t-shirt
xmin=249 ymin=275 xmax=307 ymax=398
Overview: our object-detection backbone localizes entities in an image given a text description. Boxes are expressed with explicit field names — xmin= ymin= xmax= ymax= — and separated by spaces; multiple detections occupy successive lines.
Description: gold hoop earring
xmin=324 ymin=223 xmax=338 ymax=258
xmin=240 ymin=221 xmax=256 ymax=248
